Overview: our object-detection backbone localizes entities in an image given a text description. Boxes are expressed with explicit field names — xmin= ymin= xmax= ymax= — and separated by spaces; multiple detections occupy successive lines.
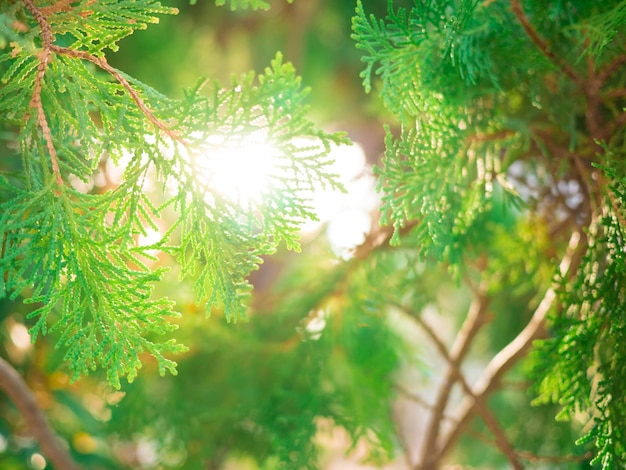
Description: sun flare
xmin=196 ymin=133 xmax=280 ymax=207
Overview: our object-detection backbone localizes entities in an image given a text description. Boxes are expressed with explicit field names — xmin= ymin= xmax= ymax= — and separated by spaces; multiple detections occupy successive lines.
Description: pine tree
xmin=0 ymin=0 xmax=625 ymax=469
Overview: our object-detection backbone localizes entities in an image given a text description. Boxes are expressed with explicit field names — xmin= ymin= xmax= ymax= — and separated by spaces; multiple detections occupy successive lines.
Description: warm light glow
xmin=326 ymin=209 xmax=372 ymax=260
xmin=107 ymin=134 xmax=379 ymax=254
xmin=299 ymin=142 xmax=377 ymax=234
xmin=30 ymin=453 xmax=46 ymax=470
xmin=9 ymin=322 xmax=31 ymax=351
xmin=196 ymin=132 xmax=281 ymax=206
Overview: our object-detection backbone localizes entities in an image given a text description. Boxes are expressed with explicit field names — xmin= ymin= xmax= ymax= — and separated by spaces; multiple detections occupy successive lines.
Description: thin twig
xmin=437 ymin=230 xmax=585 ymax=460
xmin=403 ymin=307 xmax=523 ymax=469
xmin=394 ymin=383 xmax=458 ymax=424
xmin=467 ymin=426 xmax=592 ymax=464
xmin=598 ymin=53 xmax=626 ymax=83
xmin=510 ymin=0 xmax=583 ymax=86
xmin=418 ymin=286 xmax=490 ymax=469
xmin=0 ymin=357 xmax=81 ymax=470
xmin=22 ymin=0 xmax=63 ymax=186
xmin=605 ymin=88 xmax=626 ymax=99
xmin=49 ymin=45 xmax=186 ymax=145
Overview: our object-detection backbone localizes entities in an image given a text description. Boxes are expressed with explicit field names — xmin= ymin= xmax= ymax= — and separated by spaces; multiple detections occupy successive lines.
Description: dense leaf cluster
xmin=353 ymin=0 xmax=626 ymax=466
xmin=0 ymin=0 xmax=345 ymax=387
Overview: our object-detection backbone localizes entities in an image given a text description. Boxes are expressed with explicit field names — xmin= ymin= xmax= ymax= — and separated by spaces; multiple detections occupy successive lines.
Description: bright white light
xmin=136 ymin=439 xmax=158 ymax=466
xmin=9 ymin=322 xmax=31 ymax=351
xmin=196 ymin=132 xmax=280 ymax=207
xmin=305 ymin=310 xmax=328 ymax=340
xmin=30 ymin=453 xmax=46 ymax=470
xmin=326 ymin=209 xmax=372 ymax=260
xmin=300 ymin=142 xmax=377 ymax=234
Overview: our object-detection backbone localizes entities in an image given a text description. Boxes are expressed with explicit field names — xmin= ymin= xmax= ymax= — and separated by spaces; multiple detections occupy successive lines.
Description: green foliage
xmin=0 ymin=0 xmax=345 ymax=389
xmin=352 ymin=0 xmax=520 ymax=263
xmin=533 ymin=165 xmax=626 ymax=468
xmin=0 ymin=0 xmax=625 ymax=468
xmin=353 ymin=0 xmax=626 ymax=466
xmin=106 ymin=242 xmax=401 ymax=469
xmin=571 ymin=0 xmax=626 ymax=59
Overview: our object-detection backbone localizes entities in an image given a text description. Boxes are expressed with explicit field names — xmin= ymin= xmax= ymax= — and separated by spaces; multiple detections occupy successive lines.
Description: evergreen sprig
xmin=353 ymin=1 xmax=518 ymax=264
xmin=533 ymin=167 xmax=626 ymax=467
xmin=0 ymin=0 xmax=345 ymax=387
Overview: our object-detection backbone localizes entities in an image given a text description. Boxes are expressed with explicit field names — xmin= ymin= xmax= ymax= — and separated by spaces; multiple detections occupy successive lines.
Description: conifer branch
xmin=510 ymin=0 xmax=583 ymax=86
xmin=22 ymin=0 xmax=63 ymax=186
xmin=49 ymin=45 xmax=186 ymax=145
xmin=0 ymin=357 xmax=81 ymax=470
xmin=437 ymin=230 xmax=585 ymax=461
xmin=419 ymin=287 xmax=490 ymax=469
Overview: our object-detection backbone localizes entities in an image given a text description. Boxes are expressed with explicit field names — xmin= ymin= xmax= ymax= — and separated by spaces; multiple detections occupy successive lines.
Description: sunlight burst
xmin=197 ymin=133 xmax=281 ymax=207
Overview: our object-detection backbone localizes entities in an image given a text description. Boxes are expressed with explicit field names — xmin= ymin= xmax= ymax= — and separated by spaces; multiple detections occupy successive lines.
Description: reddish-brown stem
xmin=0 ymin=357 xmax=81 ymax=470
xmin=598 ymin=54 xmax=626 ymax=83
xmin=22 ymin=0 xmax=63 ymax=186
xmin=605 ymin=88 xmax=626 ymax=99
xmin=510 ymin=0 xmax=583 ymax=86
xmin=394 ymin=382 xmax=463 ymax=427
xmin=49 ymin=45 xmax=186 ymax=145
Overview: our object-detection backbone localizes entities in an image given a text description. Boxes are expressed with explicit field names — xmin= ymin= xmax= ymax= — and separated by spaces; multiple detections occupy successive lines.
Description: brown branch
xmin=510 ymin=0 xmax=583 ymax=86
xmin=22 ymin=0 xmax=63 ymax=186
xmin=402 ymin=307 xmax=522 ymax=469
xmin=49 ymin=45 xmax=186 ymax=145
xmin=416 ymin=287 xmax=491 ymax=469
xmin=605 ymin=88 xmax=626 ymax=99
xmin=598 ymin=53 xmax=626 ymax=83
xmin=436 ymin=230 xmax=585 ymax=460
xmin=467 ymin=426 xmax=592 ymax=464
xmin=0 ymin=357 xmax=81 ymax=470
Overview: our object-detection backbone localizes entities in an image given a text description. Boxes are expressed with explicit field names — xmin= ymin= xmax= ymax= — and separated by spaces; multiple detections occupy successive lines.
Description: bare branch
xmin=510 ymin=0 xmax=583 ymax=86
xmin=0 ymin=357 xmax=81 ymax=470
xmin=401 ymin=306 xmax=523 ymax=469
xmin=437 ymin=230 xmax=585 ymax=460
xmin=419 ymin=286 xmax=490 ymax=468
